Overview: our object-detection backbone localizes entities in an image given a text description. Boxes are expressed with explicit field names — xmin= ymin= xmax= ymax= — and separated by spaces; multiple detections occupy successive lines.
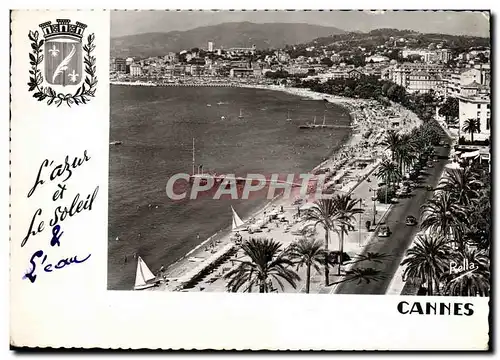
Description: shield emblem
xmin=44 ymin=38 xmax=82 ymax=86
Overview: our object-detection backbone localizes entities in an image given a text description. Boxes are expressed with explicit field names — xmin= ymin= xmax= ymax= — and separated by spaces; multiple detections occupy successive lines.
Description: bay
xmin=108 ymin=85 xmax=352 ymax=290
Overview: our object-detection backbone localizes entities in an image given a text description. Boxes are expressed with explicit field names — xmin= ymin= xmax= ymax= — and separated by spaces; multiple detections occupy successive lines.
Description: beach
xmin=148 ymin=84 xmax=422 ymax=292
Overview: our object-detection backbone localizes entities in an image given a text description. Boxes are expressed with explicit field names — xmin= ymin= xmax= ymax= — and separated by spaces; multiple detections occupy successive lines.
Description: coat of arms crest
xmin=27 ymin=19 xmax=98 ymax=106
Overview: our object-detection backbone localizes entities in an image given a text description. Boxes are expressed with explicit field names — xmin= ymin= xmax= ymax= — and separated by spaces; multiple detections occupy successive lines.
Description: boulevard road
xmin=335 ymin=138 xmax=451 ymax=295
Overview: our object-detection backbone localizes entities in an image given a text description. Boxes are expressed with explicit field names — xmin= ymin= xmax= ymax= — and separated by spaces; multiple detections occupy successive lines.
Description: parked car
xmin=444 ymin=143 xmax=450 ymax=148
xmin=377 ymin=226 xmax=391 ymax=238
xmin=405 ymin=215 xmax=417 ymax=226
xmin=427 ymin=162 xmax=434 ymax=168
xmin=426 ymin=185 xmax=433 ymax=191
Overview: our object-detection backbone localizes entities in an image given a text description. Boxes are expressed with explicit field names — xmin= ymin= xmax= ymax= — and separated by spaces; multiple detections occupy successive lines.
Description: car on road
xmin=405 ymin=215 xmax=417 ymax=226
xmin=426 ymin=185 xmax=433 ymax=191
xmin=377 ymin=226 xmax=391 ymax=237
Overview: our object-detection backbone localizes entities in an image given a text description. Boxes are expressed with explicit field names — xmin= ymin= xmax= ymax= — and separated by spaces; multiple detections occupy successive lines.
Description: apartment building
xmin=458 ymin=83 xmax=490 ymax=140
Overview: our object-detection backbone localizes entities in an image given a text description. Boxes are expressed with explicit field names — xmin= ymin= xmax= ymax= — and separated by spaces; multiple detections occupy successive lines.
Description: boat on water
xmin=238 ymin=108 xmax=244 ymax=119
xmin=188 ymin=138 xmax=246 ymax=186
xmin=286 ymin=110 xmax=292 ymax=122
xmin=298 ymin=116 xmax=317 ymax=129
xmin=217 ymin=101 xmax=228 ymax=105
xmin=231 ymin=206 xmax=246 ymax=232
xmin=134 ymin=256 xmax=160 ymax=290
xmin=110 ymin=141 xmax=122 ymax=145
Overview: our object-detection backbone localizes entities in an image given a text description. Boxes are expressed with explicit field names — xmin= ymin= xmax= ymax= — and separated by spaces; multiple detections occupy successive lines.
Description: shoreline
xmin=157 ymin=85 xmax=359 ymax=283
xmin=118 ymin=82 xmax=422 ymax=291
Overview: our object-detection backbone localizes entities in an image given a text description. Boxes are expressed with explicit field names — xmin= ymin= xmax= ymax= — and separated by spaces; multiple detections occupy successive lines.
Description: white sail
xmin=231 ymin=206 xmax=245 ymax=231
xmin=134 ymin=256 xmax=156 ymax=290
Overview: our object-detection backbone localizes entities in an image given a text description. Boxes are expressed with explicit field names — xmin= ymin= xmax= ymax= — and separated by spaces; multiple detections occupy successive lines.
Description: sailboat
xmin=231 ymin=206 xmax=245 ymax=231
xmin=134 ymin=256 xmax=159 ymax=290
xmin=238 ymin=108 xmax=244 ymax=119
xmin=298 ymin=116 xmax=316 ymax=129
xmin=286 ymin=110 xmax=292 ymax=122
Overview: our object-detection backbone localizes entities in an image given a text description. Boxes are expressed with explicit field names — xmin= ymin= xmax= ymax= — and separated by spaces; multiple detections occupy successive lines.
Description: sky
xmin=111 ymin=10 xmax=490 ymax=38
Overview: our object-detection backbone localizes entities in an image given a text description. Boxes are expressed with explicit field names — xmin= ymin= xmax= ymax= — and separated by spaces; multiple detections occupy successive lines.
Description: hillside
xmin=111 ymin=22 xmax=345 ymax=58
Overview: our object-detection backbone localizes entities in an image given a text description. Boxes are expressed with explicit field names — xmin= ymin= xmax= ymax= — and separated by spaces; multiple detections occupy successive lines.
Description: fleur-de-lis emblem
xmin=48 ymin=44 xmax=59 ymax=57
xmin=68 ymin=69 xmax=79 ymax=83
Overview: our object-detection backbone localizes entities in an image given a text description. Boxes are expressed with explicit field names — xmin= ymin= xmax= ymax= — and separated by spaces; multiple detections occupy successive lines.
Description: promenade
xmin=156 ymin=93 xmax=423 ymax=293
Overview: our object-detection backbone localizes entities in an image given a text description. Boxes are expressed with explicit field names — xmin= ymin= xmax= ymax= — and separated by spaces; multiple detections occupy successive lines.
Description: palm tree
xmin=442 ymin=248 xmax=490 ymax=297
xmin=224 ymin=237 xmax=300 ymax=293
xmin=382 ymin=130 xmax=401 ymax=162
xmin=303 ymin=198 xmax=342 ymax=286
xmin=420 ymin=191 xmax=468 ymax=252
xmin=467 ymin=187 xmax=491 ymax=251
xmin=436 ymin=166 xmax=483 ymax=206
xmin=288 ymin=237 xmax=331 ymax=293
xmin=376 ymin=158 xmax=401 ymax=203
xmin=396 ymin=133 xmax=416 ymax=176
xmin=462 ymin=118 xmax=480 ymax=143
xmin=401 ymin=234 xmax=451 ymax=296
xmin=332 ymin=194 xmax=363 ymax=275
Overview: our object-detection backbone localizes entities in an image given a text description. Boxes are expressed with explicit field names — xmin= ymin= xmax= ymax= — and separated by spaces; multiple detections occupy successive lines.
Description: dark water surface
xmin=108 ymin=85 xmax=351 ymax=290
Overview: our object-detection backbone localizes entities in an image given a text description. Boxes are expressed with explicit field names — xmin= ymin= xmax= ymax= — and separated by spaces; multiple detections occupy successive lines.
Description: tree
xmin=396 ymin=133 xmax=417 ymax=177
xmin=401 ymin=234 xmax=451 ymax=296
xmin=442 ymin=248 xmax=490 ymax=296
xmin=467 ymin=186 xmax=491 ymax=251
xmin=224 ymin=238 xmax=300 ymax=293
xmin=332 ymin=194 xmax=363 ymax=275
xmin=438 ymin=97 xmax=459 ymax=125
xmin=420 ymin=192 xmax=468 ymax=252
xmin=376 ymin=158 xmax=401 ymax=203
xmin=321 ymin=57 xmax=333 ymax=67
xmin=382 ymin=130 xmax=401 ymax=162
xmin=436 ymin=165 xmax=483 ymax=206
xmin=288 ymin=237 xmax=332 ymax=293
xmin=462 ymin=118 xmax=480 ymax=143
xmin=303 ymin=198 xmax=343 ymax=286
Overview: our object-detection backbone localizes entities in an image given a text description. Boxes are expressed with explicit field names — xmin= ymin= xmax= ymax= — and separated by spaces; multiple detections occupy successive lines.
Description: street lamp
xmin=369 ymin=187 xmax=377 ymax=226
xmin=358 ymin=198 xmax=363 ymax=247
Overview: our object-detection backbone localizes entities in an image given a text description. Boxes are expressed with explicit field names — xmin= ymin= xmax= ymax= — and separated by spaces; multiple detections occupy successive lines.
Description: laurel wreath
xmin=27 ymin=30 xmax=98 ymax=107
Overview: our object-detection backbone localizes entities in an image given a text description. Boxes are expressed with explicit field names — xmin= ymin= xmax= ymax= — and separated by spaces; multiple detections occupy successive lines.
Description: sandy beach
xmin=145 ymin=84 xmax=422 ymax=292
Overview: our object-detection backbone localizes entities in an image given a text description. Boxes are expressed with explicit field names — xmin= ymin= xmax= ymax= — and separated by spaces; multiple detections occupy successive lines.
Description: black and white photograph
xmin=108 ymin=10 xmax=491 ymax=298
xmin=8 ymin=7 xmax=492 ymax=351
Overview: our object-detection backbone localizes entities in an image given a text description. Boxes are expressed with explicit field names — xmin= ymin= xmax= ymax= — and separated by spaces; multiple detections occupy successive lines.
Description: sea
xmin=108 ymin=85 xmax=352 ymax=290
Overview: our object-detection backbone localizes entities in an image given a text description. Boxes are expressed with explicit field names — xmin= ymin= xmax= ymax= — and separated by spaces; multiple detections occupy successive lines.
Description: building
xmin=208 ymin=41 xmax=214 ymax=52
xmin=229 ymin=68 xmax=254 ymax=77
xmin=164 ymin=52 xmax=178 ymax=64
xmin=228 ymin=45 xmax=256 ymax=55
xmin=436 ymin=49 xmax=452 ymax=63
xmin=330 ymin=54 xmax=342 ymax=63
xmin=446 ymin=67 xmax=489 ymax=98
xmin=365 ymin=54 xmax=390 ymax=63
xmin=112 ymin=57 xmax=126 ymax=73
xmin=129 ymin=64 xmax=142 ymax=77
xmin=458 ymin=84 xmax=490 ymax=141
xmin=388 ymin=63 xmax=445 ymax=87
xmin=406 ymin=71 xmax=445 ymax=94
